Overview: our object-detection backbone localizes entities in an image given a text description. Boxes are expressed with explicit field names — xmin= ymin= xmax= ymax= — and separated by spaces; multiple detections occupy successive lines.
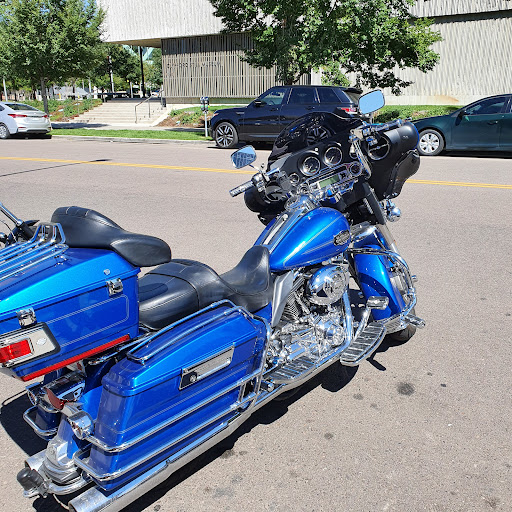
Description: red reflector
xmin=8 ymin=113 xmax=27 ymax=118
xmin=46 ymin=387 xmax=66 ymax=410
xmin=0 ymin=339 xmax=32 ymax=363
xmin=21 ymin=334 xmax=131 ymax=382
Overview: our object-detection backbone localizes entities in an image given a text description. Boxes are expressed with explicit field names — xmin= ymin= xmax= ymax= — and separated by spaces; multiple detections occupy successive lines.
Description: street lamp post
xmin=139 ymin=46 xmax=145 ymax=98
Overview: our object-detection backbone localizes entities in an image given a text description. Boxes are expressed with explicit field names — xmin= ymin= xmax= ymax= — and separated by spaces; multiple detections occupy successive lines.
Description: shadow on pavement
xmin=1 ymin=392 xmax=46 ymax=457
xmin=0 ymin=159 xmax=112 ymax=178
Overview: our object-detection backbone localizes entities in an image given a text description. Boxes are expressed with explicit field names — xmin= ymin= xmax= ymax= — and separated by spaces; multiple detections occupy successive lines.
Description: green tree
xmin=0 ymin=0 xmax=104 ymax=112
xmin=320 ymin=62 xmax=351 ymax=87
xmin=145 ymin=48 xmax=162 ymax=88
xmin=91 ymin=44 xmax=141 ymax=92
xmin=209 ymin=0 xmax=442 ymax=93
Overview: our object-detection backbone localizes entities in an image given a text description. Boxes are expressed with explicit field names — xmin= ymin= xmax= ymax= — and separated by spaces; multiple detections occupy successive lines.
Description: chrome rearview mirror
xmin=358 ymin=90 xmax=385 ymax=115
xmin=231 ymin=145 xmax=257 ymax=169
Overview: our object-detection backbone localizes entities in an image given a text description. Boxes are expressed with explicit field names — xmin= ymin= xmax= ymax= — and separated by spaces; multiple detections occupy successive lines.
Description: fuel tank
xmin=255 ymin=206 xmax=351 ymax=271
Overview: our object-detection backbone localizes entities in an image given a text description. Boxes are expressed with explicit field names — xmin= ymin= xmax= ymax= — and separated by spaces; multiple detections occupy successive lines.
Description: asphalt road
xmin=0 ymin=138 xmax=511 ymax=512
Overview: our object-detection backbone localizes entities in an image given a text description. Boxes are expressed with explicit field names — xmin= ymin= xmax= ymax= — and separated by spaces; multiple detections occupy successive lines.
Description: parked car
xmin=209 ymin=85 xmax=361 ymax=148
xmin=413 ymin=94 xmax=512 ymax=156
xmin=0 ymin=102 xmax=52 ymax=139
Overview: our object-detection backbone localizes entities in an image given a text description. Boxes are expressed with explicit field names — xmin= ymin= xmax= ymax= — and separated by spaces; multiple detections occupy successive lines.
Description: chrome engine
xmin=269 ymin=265 xmax=351 ymax=365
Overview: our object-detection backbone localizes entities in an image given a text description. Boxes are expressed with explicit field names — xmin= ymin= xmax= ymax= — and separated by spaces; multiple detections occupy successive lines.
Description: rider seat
xmin=51 ymin=206 xmax=172 ymax=267
xmin=138 ymin=246 xmax=273 ymax=330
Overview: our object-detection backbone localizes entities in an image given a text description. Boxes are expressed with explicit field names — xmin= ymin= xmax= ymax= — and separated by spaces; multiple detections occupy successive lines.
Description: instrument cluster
xmin=283 ymin=143 xmax=362 ymax=194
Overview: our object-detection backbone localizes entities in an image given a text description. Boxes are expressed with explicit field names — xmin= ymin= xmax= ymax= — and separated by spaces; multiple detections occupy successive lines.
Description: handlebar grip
xmin=229 ymin=180 xmax=254 ymax=197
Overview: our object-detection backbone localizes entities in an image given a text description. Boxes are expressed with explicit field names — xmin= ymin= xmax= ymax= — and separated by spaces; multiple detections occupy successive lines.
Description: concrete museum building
xmin=99 ymin=0 xmax=512 ymax=105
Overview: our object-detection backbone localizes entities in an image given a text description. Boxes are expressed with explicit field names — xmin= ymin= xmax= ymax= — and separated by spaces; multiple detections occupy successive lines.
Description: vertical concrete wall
xmin=385 ymin=10 xmax=512 ymax=105
xmin=162 ymin=34 xmax=310 ymax=102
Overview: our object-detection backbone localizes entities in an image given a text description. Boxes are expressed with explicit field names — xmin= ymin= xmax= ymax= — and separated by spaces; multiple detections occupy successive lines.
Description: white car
xmin=0 ymin=102 xmax=52 ymax=139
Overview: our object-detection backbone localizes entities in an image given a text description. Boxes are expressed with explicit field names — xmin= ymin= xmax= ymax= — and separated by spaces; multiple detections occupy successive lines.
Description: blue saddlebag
xmin=83 ymin=302 xmax=267 ymax=490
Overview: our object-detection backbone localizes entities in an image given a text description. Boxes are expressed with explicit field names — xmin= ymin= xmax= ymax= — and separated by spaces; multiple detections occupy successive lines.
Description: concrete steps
xmin=73 ymin=98 xmax=167 ymax=126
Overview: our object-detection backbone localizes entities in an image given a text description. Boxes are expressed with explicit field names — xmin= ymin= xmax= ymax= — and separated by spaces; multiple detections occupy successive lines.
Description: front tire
xmin=0 ymin=124 xmax=11 ymax=139
xmin=418 ymin=129 xmax=444 ymax=156
xmin=214 ymin=122 xmax=239 ymax=149
xmin=385 ymin=307 xmax=416 ymax=344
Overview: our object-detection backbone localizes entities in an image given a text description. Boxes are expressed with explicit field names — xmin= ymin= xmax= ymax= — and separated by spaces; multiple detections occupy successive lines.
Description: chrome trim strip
xmin=73 ymin=391 xmax=258 ymax=481
xmin=82 ymin=369 xmax=262 ymax=453
xmin=180 ymin=346 xmax=235 ymax=390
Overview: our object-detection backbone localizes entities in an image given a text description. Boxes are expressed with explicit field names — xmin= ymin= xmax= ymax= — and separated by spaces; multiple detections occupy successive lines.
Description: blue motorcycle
xmin=0 ymin=91 xmax=424 ymax=512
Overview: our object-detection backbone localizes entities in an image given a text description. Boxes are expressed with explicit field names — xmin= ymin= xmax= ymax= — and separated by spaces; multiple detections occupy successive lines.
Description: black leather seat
xmin=139 ymin=246 xmax=273 ymax=330
xmin=51 ymin=206 xmax=171 ymax=267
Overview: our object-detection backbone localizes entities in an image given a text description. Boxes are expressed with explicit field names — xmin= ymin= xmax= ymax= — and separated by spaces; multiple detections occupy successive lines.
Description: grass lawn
xmin=52 ymin=129 xmax=210 ymax=141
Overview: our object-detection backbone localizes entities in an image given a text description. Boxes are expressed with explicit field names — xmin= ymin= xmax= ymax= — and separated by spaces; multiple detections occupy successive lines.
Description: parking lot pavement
xmin=0 ymin=139 xmax=511 ymax=512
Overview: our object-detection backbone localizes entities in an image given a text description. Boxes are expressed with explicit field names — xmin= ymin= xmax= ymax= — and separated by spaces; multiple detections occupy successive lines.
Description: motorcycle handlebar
xmin=367 ymin=118 xmax=404 ymax=136
xmin=229 ymin=180 xmax=254 ymax=197
xmin=352 ymin=119 xmax=404 ymax=142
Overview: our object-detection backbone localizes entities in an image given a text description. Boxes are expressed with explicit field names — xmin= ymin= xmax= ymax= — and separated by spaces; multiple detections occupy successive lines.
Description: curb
xmin=52 ymin=135 xmax=210 ymax=144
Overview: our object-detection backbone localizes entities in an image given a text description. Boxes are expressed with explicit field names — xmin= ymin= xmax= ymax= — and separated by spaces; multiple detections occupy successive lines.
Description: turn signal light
xmin=0 ymin=339 xmax=32 ymax=363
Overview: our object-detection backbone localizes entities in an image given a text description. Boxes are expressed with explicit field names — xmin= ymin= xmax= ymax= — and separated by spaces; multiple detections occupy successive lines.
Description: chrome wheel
xmin=0 ymin=124 xmax=10 ymax=139
xmin=418 ymin=129 xmax=444 ymax=156
xmin=214 ymin=122 xmax=238 ymax=149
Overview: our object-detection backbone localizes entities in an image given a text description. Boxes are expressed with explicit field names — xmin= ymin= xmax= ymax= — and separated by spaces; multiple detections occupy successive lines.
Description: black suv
xmin=210 ymin=85 xmax=361 ymax=148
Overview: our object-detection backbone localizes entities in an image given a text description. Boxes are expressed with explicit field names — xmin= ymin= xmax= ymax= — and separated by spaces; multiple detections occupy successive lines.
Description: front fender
xmin=352 ymin=234 xmax=405 ymax=321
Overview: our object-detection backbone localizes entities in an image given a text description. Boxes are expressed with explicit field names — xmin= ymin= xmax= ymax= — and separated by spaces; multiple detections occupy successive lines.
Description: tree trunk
xmin=40 ymin=78 xmax=49 ymax=114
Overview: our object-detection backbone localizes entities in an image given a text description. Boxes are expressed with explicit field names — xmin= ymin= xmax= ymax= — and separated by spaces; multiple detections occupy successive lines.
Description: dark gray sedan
xmin=413 ymin=94 xmax=512 ymax=156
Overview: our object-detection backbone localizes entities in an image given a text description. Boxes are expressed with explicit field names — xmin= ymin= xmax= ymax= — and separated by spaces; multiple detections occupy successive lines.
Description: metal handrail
xmin=134 ymin=90 xmax=163 ymax=124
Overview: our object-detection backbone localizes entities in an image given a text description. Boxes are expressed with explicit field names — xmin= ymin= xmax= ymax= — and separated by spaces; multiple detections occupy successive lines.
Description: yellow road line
xmin=408 ymin=179 xmax=512 ymax=189
xmin=0 ymin=156 xmax=511 ymax=188
xmin=0 ymin=156 xmax=253 ymax=175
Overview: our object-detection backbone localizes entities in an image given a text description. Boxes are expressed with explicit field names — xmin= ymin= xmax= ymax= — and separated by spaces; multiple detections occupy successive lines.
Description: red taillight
xmin=338 ymin=107 xmax=357 ymax=113
xmin=8 ymin=113 xmax=27 ymax=118
xmin=0 ymin=339 xmax=32 ymax=363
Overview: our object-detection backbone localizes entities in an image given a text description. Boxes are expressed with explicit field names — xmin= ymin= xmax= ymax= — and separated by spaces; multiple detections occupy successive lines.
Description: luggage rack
xmin=0 ymin=223 xmax=68 ymax=283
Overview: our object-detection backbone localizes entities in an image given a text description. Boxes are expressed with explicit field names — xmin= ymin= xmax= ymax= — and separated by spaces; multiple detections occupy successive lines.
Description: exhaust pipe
xmin=68 ymin=458 xmax=170 ymax=512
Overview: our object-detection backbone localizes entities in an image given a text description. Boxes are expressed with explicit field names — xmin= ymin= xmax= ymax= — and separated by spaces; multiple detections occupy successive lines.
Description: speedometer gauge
xmin=323 ymin=146 xmax=343 ymax=167
xmin=300 ymin=155 xmax=321 ymax=176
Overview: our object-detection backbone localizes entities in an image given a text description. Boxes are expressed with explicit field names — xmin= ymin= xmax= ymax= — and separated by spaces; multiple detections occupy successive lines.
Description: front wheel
xmin=418 ymin=129 xmax=444 ymax=156
xmin=0 ymin=123 xmax=11 ymax=139
xmin=214 ymin=122 xmax=239 ymax=149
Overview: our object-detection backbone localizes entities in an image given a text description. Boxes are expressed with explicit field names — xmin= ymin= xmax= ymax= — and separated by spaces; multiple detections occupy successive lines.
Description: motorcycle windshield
xmin=269 ymin=111 xmax=361 ymax=164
